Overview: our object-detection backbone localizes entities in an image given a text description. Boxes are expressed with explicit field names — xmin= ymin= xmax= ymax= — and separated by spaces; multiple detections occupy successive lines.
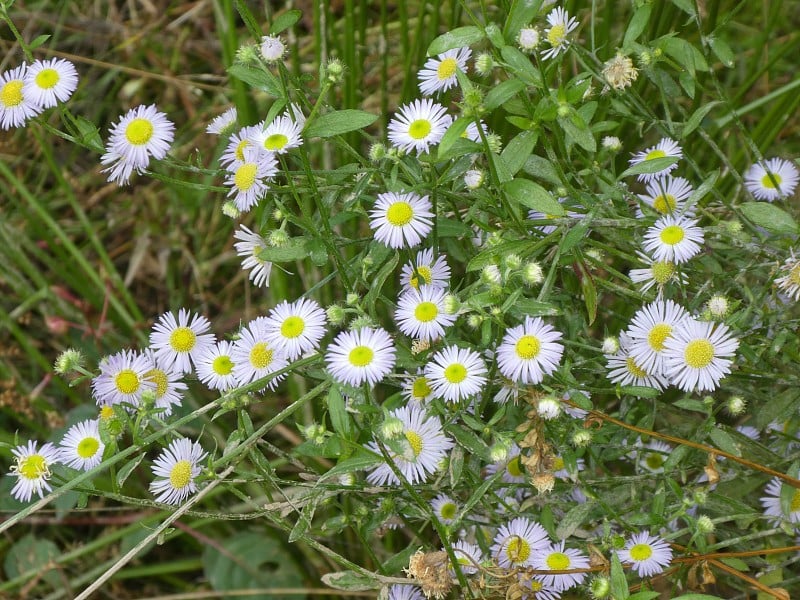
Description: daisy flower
xmin=617 ymin=532 xmax=673 ymax=578
xmin=431 ymin=493 xmax=458 ymax=525
xmin=400 ymin=370 xmax=435 ymax=404
xmin=776 ymin=251 xmax=800 ymax=301
xmin=450 ymin=540 xmax=484 ymax=575
xmin=260 ymin=35 xmax=286 ymax=62
xmin=760 ymin=477 xmax=800 ymax=525
xmin=366 ymin=403 xmax=453 ymax=485
xmin=606 ymin=333 xmax=668 ymax=392
xmin=325 ymin=327 xmax=396 ymax=386
xmin=642 ymin=215 xmax=704 ymax=264
xmin=233 ymin=224 xmax=272 ymax=287
xmin=496 ymin=316 xmax=564 ymax=384
xmin=369 ymin=191 xmax=434 ymax=249
xmin=491 ymin=516 xmax=549 ymax=569
xmin=59 ymin=420 xmax=105 ymax=471
xmin=551 ymin=454 xmax=585 ymax=480
xmin=425 ymin=345 xmax=488 ymax=403
xmin=662 ymin=318 xmax=739 ymax=392
xmin=220 ymin=124 xmax=260 ymax=167
xmin=626 ymin=299 xmax=690 ymax=375
xmin=92 ymin=350 xmax=156 ymax=408
xmin=387 ymin=98 xmax=452 ymax=154
xmin=542 ymin=7 xmax=579 ymax=59
xmin=418 ymin=47 xmax=471 ymax=96
xmin=149 ymin=438 xmax=207 ymax=505
xmin=560 ymin=389 xmax=589 ymax=419
xmin=532 ymin=540 xmax=590 ymax=592
xmin=263 ymin=297 xmax=327 ymax=360
xmin=463 ymin=120 xmax=490 ymax=143
xmin=100 ymin=104 xmax=175 ymax=185
xmin=395 ymin=285 xmax=455 ymax=341
xmin=8 ymin=440 xmax=60 ymax=502
xmin=629 ymin=138 xmax=682 ymax=182
xmin=254 ymin=114 xmax=303 ymax=154
xmin=224 ymin=146 xmax=278 ymax=212
xmin=24 ymin=58 xmax=79 ymax=108
xmin=744 ymin=158 xmax=799 ymax=201
xmin=636 ymin=176 xmax=694 ymax=217
xmin=231 ymin=318 xmax=289 ymax=389
xmin=150 ymin=309 xmax=216 ymax=374
xmin=388 ymin=585 xmax=425 ymax=600
xmin=517 ymin=26 xmax=540 ymax=53
xmin=143 ymin=350 xmax=187 ymax=417
xmin=195 ymin=340 xmax=237 ymax=391
xmin=400 ymin=248 xmax=450 ymax=290
xmin=636 ymin=439 xmax=672 ymax=474
xmin=629 ymin=251 xmax=686 ymax=294
xmin=206 ymin=106 xmax=237 ymax=135
xmin=486 ymin=442 xmax=526 ymax=484
xmin=0 ymin=64 xmax=42 ymax=129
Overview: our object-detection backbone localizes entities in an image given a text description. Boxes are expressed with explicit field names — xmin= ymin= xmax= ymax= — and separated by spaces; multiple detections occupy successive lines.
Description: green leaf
xmin=709 ymin=36 xmax=735 ymax=68
xmin=561 ymin=222 xmax=589 ymax=254
xmin=365 ymin=252 xmax=399 ymax=308
xmin=304 ymin=109 xmax=378 ymax=138
xmin=620 ymin=385 xmax=661 ymax=398
xmin=228 ymin=64 xmax=283 ymax=97
xmin=662 ymin=37 xmax=709 ymax=76
xmin=29 ymin=34 xmax=51 ymax=50
xmin=319 ymin=451 xmax=383 ymax=482
xmin=511 ymin=298 xmax=561 ymax=317
xmin=327 ymin=387 xmax=353 ymax=439
xmin=500 ymin=46 xmax=542 ymax=86
xmin=437 ymin=117 xmax=471 ymax=157
xmin=75 ymin=116 xmax=104 ymax=152
xmin=629 ymin=592 xmax=661 ymax=600
xmin=322 ymin=571 xmax=379 ymax=592
xmin=556 ymin=502 xmax=594 ymax=539
xmin=504 ymin=178 xmax=565 ymax=215
xmin=427 ymin=26 xmax=484 ymax=56
xmin=257 ymin=237 xmax=311 ymax=262
xmin=579 ymin=264 xmax=597 ymax=325
xmin=4 ymin=534 xmax=60 ymax=589
xmin=446 ymin=425 xmax=490 ymax=461
xmin=669 ymin=0 xmax=697 ymax=16
xmin=682 ymin=101 xmax=722 ymax=138
xmin=708 ymin=427 xmax=741 ymax=457
xmin=203 ymin=533 xmax=306 ymax=599
xmin=438 ymin=217 xmax=473 ymax=237
xmin=671 ymin=595 xmax=728 ymax=600
xmin=485 ymin=78 xmax=526 ymax=111
xmin=117 ymin=454 xmax=144 ymax=488
xmin=719 ymin=557 xmax=750 ymax=571
xmin=559 ymin=115 xmax=596 ymax=152
xmin=623 ymin=4 xmax=652 ymax=47
xmin=269 ymin=9 xmax=302 ymax=35
xmin=740 ymin=202 xmax=799 ymax=235
xmin=610 ymin=552 xmax=630 ymax=599
xmin=523 ymin=155 xmax=562 ymax=185
xmin=289 ymin=492 xmax=321 ymax=542
xmin=501 ymin=130 xmax=538 ymax=176
xmin=619 ymin=156 xmax=679 ymax=179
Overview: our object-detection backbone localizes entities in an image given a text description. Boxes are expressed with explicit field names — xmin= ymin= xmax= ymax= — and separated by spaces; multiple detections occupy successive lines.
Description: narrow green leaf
xmin=510 ymin=299 xmax=561 ymax=317
xmin=610 ymin=552 xmax=630 ymax=599
xmin=257 ymin=237 xmax=310 ymax=262
xmin=29 ymin=34 xmax=51 ymax=50
xmin=561 ymin=222 xmax=589 ymax=254
xmin=708 ymin=427 xmax=741 ymax=457
xmin=669 ymin=0 xmax=697 ymax=16
xmin=327 ymin=387 xmax=352 ymax=439
xmin=437 ymin=117 xmax=470 ymax=157
xmin=620 ymin=385 xmax=661 ymax=398
xmin=504 ymin=0 xmax=544 ymax=40
xmin=365 ymin=252 xmax=399 ymax=308
xmin=228 ymin=64 xmax=283 ymax=97
xmin=682 ymin=101 xmax=722 ymax=138
xmin=500 ymin=46 xmax=542 ymax=86
xmin=305 ymin=109 xmax=377 ymax=138
xmin=321 ymin=571 xmax=379 ymax=592
xmin=504 ymin=178 xmax=565 ymax=215
xmin=501 ymin=130 xmax=538 ymax=176
xmin=446 ymin=425 xmax=490 ymax=460
xmin=269 ymin=9 xmax=302 ymax=35
xmin=623 ymin=4 xmax=652 ymax=47
xmin=619 ymin=156 xmax=679 ymax=179
xmin=559 ymin=115 xmax=597 ymax=152
xmin=740 ymin=202 xmax=799 ymax=235
xmin=579 ymin=265 xmax=597 ymax=325
xmin=485 ymin=78 xmax=526 ymax=111
xmin=319 ymin=451 xmax=383 ymax=482
xmin=671 ymin=595 xmax=728 ymax=600
xmin=523 ymin=155 xmax=562 ymax=185
xmin=556 ymin=502 xmax=594 ymax=539
xmin=116 ymin=454 xmax=144 ymax=488
xmin=629 ymin=592 xmax=661 ymax=600
xmin=427 ymin=26 xmax=484 ymax=56
xmin=709 ymin=36 xmax=735 ymax=68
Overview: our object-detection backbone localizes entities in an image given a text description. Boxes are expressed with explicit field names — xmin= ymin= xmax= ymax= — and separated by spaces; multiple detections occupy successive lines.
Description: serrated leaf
xmin=708 ymin=427 xmax=740 ymax=457
xmin=504 ymin=178 xmax=565 ymax=215
xmin=623 ymin=4 xmax=652 ymax=47
xmin=619 ymin=156 xmax=679 ymax=179
xmin=500 ymin=46 xmax=541 ymax=86
xmin=257 ymin=237 xmax=310 ymax=262
xmin=269 ymin=9 xmax=302 ymax=35
xmin=485 ymin=78 xmax=526 ymax=111
xmin=740 ymin=202 xmax=799 ymax=235
xmin=610 ymin=552 xmax=630 ymax=599
xmin=682 ymin=101 xmax=722 ymax=138
xmin=228 ymin=64 xmax=283 ymax=97
xmin=304 ymin=109 xmax=377 ymax=138
xmin=556 ymin=502 xmax=594 ymax=539
xmin=427 ymin=26 xmax=483 ymax=56
xmin=322 ymin=571 xmax=379 ymax=591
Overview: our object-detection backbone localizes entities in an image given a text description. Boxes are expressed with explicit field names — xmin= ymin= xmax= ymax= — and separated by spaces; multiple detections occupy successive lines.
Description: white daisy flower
xmin=629 ymin=251 xmax=686 ymax=294
xmin=425 ymin=345 xmax=487 ymax=403
xmin=233 ymin=224 xmax=273 ymax=287
xmin=629 ymin=138 xmax=682 ymax=182
xmin=450 ymin=540 xmax=484 ymax=575
xmin=560 ymin=390 xmax=589 ymax=419
xmin=24 ymin=58 xmax=79 ymax=108
xmin=606 ymin=333 xmax=668 ymax=392
xmin=617 ymin=532 xmax=673 ymax=578
xmin=395 ymin=285 xmax=455 ymax=341
xmin=143 ymin=350 xmax=187 ymax=417
xmin=8 ymin=440 xmax=60 ymax=502
xmin=521 ymin=578 xmax=561 ymax=600
xmin=260 ymin=35 xmax=286 ymax=62
xmin=254 ymin=114 xmax=303 ymax=154
xmin=220 ymin=124 xmax=260 ymax=167
xmin=231 ymin=318 xmax=289 ymax=389
xmin=626 ymin=299 xmax=690 ymax=375
xmin=760 ymin=477 xmax=800 ymax=525
xmin=150 ymin=309 xmax=216 ymax=374
xmin=491 ymin=516 xmax=549 ymax=569
xmin=744 ymin=158 xmax=799 ymax=201
xmin=325 ymin=327 xmax=396 ymax=387
xmin=642 ymin=215 xmax=704 ymax=264
xmin=366 ymin=403 xmax=453 ymax=485
xmin=388 ymin=584 xmax=425 ymax=600
xmin=387 ymin=98 xmax=452 ymax=154
xmin=0 ymin=64 xmax=42 ymax=129
xmin=636 ymin=439 xmax=672 ymax=473
xmin=92 ymin=350 xmax=156 ymax=408
xmin=369 ymin=191 xmax=434 ymax=249
xmin=462 ymin=120 xmax=491 ymax=143
xmin=400 ymin=248 xmax=451 ymax=290
xmin=776 ymin=251 xmax=800 ymax=301
xmin=496 ymin=316 xmax=564 ymax=384
xmin=541 ymin=7 xmax=579 ymax=59
xmin=486 ymin=442 xmax=526 ymax=484
xmin=532 ymin=540 xmax=590 ymax=592
xmin=517 ymin=26 xmax=540 ymax=52
xmin=100 ymin=104 xmax=175 ymax=185
xmin=662 ymin=318 xmax=739 ymax=392
xmin=431 ymin=493 xmax=458 ymax=524
xmin=149 ymin=438 xmax=207 ymax=505
xmin=224 ymin=146 xmax=278 ymax=212
xmin=59 ymin=420 xmax=105 ymax=471
xmin=206 ymin=106 xmax=237 ymax=135
xmin=263 ymin=297 xmax=327 ymax=360
xmin=418 ymin=47 xmax=471 ymax=96
xmin=400 ymin=370 xmax=435 ymax=404
xmin=195 ymin=340 xmax=238 ymax=391
xmin=636 ymin=176 xmax=694 ymax=217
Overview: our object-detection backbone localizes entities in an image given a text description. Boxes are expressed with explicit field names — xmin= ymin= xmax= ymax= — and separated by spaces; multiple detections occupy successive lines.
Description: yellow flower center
xmin=761 ymin=173 xmax=782 ymax=189
xmin=19 ymin=454 xmax=47 ymax=480
xmin=348 ymin=345 xmax=374 ymax=367
xmin=629 ymin=543 xmax=653 ymax=561
xmin=645 ymin=452 xmax=664 ymax=470
xmin=280 ymin=316 xmax=305 ymax=338
xmin=552 ymin=456 xmax=565 ymax=470
xmin=213 ymin=355 xmax=233 ymax=375
xmin=507 ymin=456 xmax=523 ymax=477
xmin=647 ymin=323 xmax=672 ymax=351
xmin=414 ymin=301 xmax=438 ymax=322
xmin=249 ymin=342 xmax=274 ymax=369
xmin=546 ymin=552 xmax=570 ymax=570
xmin=0 ymin=80 xmax=24 ymax=107
xmin=408 ymin=119 xmax=432 ymax=140
xmin=444 ymin=363 xmax=467 ymax=383
xmin=169 ymin=326 xmax=197 ymax=353
xmin=437 ymin=57 xmax=457 ymax=80
xmin=506 ymin=536 xmax=531 ymax=564
xmin=789 ymin=264 xmax=800 ymax=286
xmin=684 ymin=339 xmax=714 ymax=368
xmin=146 ymin=368 xmax=168 ymax=397
xmin=547 ymin=24 xmax=566 ymax=46
xmin=660 ymin=225 xmax=685 ymax=246
xmin=791 ymin=489 xmax=800 ymax=512
xmin=644 ymin=148 xmax=667 ymax=161
xmin=234 ymin=163 xmax=258 ymax=191
xmin=386 ymin=201 xmax=414 ymax=226
xmin=625 ymin=357 xmax=648 ymax=378
xmin=651 ymin=261 xmax=675 ymax=284
xmin=77 ymin=437 xmax=100 ymax=459
xmin=99 ymin=405 xmax=115 ymax=420
xmin=125 ymin=118 xmax=154 ymax=146
xmin=412 ymin=376 xmax=432 ymax=399
xmin=169 ymin=459 xmax=192 ymax=489
xmin=440 ymin=502 xmax=457 ymax=519
xmin=530 ymin=581 xmax=544 ymax=592
xmin=115 ymin=369 xmax=141 ymax=395
xmin=35 ymin=68 xmax=60 ymax=89
xmin=652 ymin=194 xmax=677 ymax=214
xmin=515 ymin=335 xmax=541 ymax=359
xmin=409 ymin=266 xmax=432 ymax=289
xmin=264 ymin=133 xmax=288 ymax=151
xmin=235 ymin=139 xmax=250 ymax=161
xmin=404 ymin=430 xmax=423 ymax=457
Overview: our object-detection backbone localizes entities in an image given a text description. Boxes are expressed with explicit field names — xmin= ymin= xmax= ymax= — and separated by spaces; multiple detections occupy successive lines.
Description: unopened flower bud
xmin=222 ymin=200 xmax=241 ymax=219
xmin=326 ymin=304 xmax=346 ymax=326
xmin=260 ymin=35 xmax=285 ymax=63
xmin=464 ymin=169 xmax=484 ymax=190
xmin=474 ymin=52 xmax=495 ymax=75
xmin=54 ymin=349 xmax=85 ymax=374
xmin=696 ymin=515 xmax=715 ymax=534
xmin=726 ymin=396 xmax=746 ymax=416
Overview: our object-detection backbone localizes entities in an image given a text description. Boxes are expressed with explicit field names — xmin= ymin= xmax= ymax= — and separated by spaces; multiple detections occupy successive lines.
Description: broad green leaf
xmin=619 ymin=156 xmax=679 ymax=179
xmin=708 ymin=427 xmax=741 ymax=457
xmin=269 ymin=9 xmax=302 ymax=34
xmin=228 ymin=64 xmax=283 ymax=97
xmin=560 ymin=113 xmax=597 ymax=153
xmin=504 ymin=0 xmax=543 ymax=40
xmin=438 ymin=217 xmax=473 ymax=237
xmin=304 ymin=109 xmax=377 ymax=138
xmin=669 ymin=0 xmax=697 ymax=16
xmin=327 ymin=387 xmax=353 ymax=439
xmin=500 ymin=46 xmax=542 ymax=86
xmin=740 ymin=202 xmax=799 ymax=235
xmin=623 ymin=4 xmax=652 ymax=47
xmin=561 ymin=222 xmax=589 ymax=254
xmin=610 ymin=552 xmax=630 ymax=599
xmin=720 ymin=557 xmax=750 ymax=571
xmin=437 ymin=117 xmax=470 ymax=157
xmin=427 ymin=26 xmax=484 ymax=56
xmin=4 ymin=534 xmax=60 ymax=589
xmin=523 ymin=155 xmax=562 ymax=185
xmin=75 ymin=116 xmax=104 ymax=152
xmin=556 ymin=501 xmax=594 ymax=539
xmin=446 ymin=425 xmax=490 ymax=460
xmin=504 ymin=178 xmax=565 ymax=215
xmin=682 ymin=101 xmax=722 ymax=138
xmin=485 ymin=78 xmax=526 ymax=111
xmin=501 ymin=130 xmax=538 ymax=176
xmin=709 ymin=36 xmax=735 ymax=68
xmin=322 ymin=571 xmax=379 ymax=592
xmin=257 ymin=237 xmax=310 ymax=262
xmin=629 ymin=592 xmax=661 ymax=600
xmin=755 ymin=388 xmax=800 ymax=429
xmin=672 ymin=596 xmax=728 ymax=600
xmin=662 ymin=37 xmax=709 ymax=76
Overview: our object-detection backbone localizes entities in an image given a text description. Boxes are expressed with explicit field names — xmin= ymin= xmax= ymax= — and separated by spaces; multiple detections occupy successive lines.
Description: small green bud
xmin=522 ymin=261 xmax=544 ymax=286
xmin=590 ymin=576 xmax=611 ymax=599
xmin=572 ymin=430 xmax=593 ymax=448
xmin=504 ymin=253 xmax=522 ymax=270
xmin=481 ymin=265 xmax=502 ymax=285
xmin=557 ymin=103 xmax=571 ymax=118
xmin=54 ymin=349 xmax=85 ymax=374
xmin=464 ymin=169 xmax=484 ymax=190
xmin=474 ymin=52 xmax=495 ymax=75
xmin=443 ymin=294 xmax=460 ymax=315
xmin=222 ymin=200 xmax=240 ymax=219
xmin=726 ymin=395 xmax=746 ymax=416
xmin=467 ymin=314 xmax=483 ymax=330
xmin=368 ymin=142 xmax=386 ymax=162
xmin=602 ymin=336 xmax=619 ymax=354
xmin=235 ymin=44 xmax=260 ymax=66
xmin=380 ymin=415 xmax=404 ymax=440
xmin=346 ymin=293 xmax=360 ymax=306
xmin=268 ymin=229 xmax=289 ymax=247
xmin=602 ymin=136 xmax=622 ymax=152
xmin=696 ymin=515 xmax=715 ymax=534
xmin=485 ymin=132 xmax=502 ymax=154
xmin=326 ymin=304 xmax=346 ymax=326
xmin=325 ymin=58 xmax=345 ymax=84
